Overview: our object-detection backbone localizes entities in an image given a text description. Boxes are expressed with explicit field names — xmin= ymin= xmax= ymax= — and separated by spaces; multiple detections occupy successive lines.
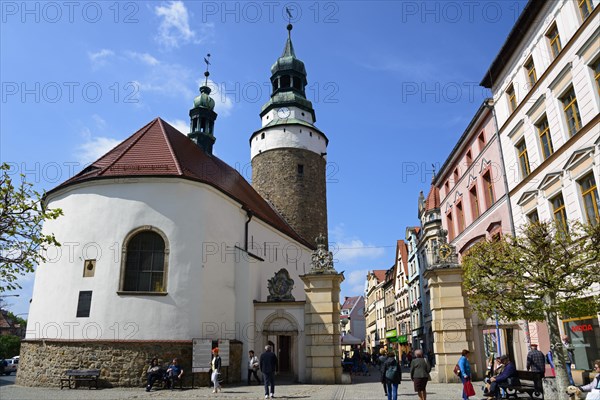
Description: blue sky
xmin=1 ymin=0 xmax=527 ymax=316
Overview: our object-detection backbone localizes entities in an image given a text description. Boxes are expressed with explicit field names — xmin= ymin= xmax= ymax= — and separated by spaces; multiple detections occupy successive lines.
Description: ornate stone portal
xmin=300 ymin=234 xmax=344 ymax=384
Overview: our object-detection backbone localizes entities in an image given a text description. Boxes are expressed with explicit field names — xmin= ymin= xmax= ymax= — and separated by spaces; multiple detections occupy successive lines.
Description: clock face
xmin=277 ymin=107 xmax=290 ymax=119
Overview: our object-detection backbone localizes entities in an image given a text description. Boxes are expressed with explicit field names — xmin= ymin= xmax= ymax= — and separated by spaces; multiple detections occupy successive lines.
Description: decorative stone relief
xmin=309 ymin=233 xmax=336 ymax=274
xmin=267 ymin=268 xmax=295 ymax=301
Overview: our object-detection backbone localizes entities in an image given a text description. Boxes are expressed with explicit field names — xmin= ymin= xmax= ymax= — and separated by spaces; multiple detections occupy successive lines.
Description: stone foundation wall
xmin=17 ymin=340 xmax=242 ymax=388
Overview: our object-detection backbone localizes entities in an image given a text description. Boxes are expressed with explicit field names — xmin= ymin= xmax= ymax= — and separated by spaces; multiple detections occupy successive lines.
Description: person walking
xmin=378 ymin=348 xmax=389 ymax=396
xmin=247 ymin=350 xmax=261 ymax=385
xmin=210 ymin=348 xmax=222 ymax=393
xmin=410 ymin=349 xmax=431 ymax=400
xmin=526 ymin=344 xmax=545 ymax=393
xmin=458 ymin=349 xmax=472 ymax=400
xmin=562 ymin=335 xmax=576 ymax=385
xmin=259 ymin=345 xmax=278 ymax=399
xmin=383 ymin=350 xmax=401 ymax=400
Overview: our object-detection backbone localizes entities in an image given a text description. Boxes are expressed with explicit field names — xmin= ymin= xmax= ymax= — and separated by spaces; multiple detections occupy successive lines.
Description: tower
xmin=250 ymin=24 xmax=328 ymax=247
xmin=189 ymin=54 xmax=217 ymax=154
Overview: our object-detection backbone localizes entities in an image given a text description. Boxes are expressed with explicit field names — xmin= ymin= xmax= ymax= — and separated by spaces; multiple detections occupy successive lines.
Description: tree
xmin=462 ymin=220 xmax=600 ymax=397
xmin=0 ymin=163 xmax=62 ymax=292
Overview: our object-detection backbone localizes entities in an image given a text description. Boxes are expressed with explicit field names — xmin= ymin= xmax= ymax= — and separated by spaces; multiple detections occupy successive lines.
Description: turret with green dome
xmin=188 ymin=54 xmax=217 ymax=154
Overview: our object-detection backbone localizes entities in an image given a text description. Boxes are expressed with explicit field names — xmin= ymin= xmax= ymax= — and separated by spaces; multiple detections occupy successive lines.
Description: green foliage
xmin=0 ymin=335 xmax=21 ymax=358
xmin=462 ymin=220 xmax=600 ymax=322
xmin=0 ymin=163 xmax=62 ymax=292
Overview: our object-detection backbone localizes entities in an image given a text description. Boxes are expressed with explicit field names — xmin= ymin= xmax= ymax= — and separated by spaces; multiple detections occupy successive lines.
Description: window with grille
xmin=123 ymin=231 xmax=166 ymax=292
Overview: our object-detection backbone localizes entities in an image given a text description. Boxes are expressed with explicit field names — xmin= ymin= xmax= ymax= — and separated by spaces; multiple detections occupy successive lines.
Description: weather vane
xmin=203 ymin=53 xmax=211 ymax=86
xmin=285 ymin=7 xmax=293 ymax=23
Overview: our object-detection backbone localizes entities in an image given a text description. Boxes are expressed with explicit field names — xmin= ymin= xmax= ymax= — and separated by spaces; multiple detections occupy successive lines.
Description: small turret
xmin=188 ymin=54 xmax=217 ymax=154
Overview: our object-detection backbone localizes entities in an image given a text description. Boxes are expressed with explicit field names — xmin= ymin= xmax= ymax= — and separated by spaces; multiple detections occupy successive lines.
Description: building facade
xmin=394 ymin=240 xmax=411 ymax=354
xmin=481 ymin=0 xmax=599 ymax=370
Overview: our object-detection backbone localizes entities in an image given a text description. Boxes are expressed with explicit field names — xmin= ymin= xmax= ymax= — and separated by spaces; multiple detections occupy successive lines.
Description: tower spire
xmin=203 ymin=53 xmax=211 ymax=87
xmin=188 ymin=53 xmax=217 ymax=154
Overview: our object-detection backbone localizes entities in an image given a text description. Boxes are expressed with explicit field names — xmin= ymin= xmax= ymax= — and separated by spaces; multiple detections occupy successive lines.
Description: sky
xmin=1 ymin=0 xmax=528 ymax=316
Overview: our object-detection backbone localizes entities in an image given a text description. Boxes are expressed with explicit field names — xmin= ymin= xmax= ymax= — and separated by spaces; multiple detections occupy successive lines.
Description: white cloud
xmin=76 ymin=128 xmax=121 ymax=165
xmin=88 ymin=49 xmax=114 ymax=67
xmin=165 ymin=119 xmax=189 ymax=134
xmin=154 ymin=1 xmax=213 ymax=48
xmin=344 ymin=269 xmax=369 ymax=297
xmin=329 ymin=224 xmax=386 ymax=265
xmin=125 ymin=51 xmax=160 ymax=66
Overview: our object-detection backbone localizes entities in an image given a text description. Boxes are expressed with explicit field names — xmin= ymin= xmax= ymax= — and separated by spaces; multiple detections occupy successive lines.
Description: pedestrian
xmin=383 ymin=350 xmax=401 ymax=400
xmin=458 ymin=349 xmax=473 ymax=400
xmin=378 ymin=348 xmax=389 ymax=396
xmin=562 ymin=335 xmax=576 ymax=385
xmin=210 ymin=348 xmax=222 ymax=393
xmin=259 ymin=344 xmax=278 ymax=399
xmin=247 ymin=350 xmax=261 ymax=385
xmin=526 ymin=344 xmax=545 ymax=392
xmin=401 ymin=351 xmax=407 ymax=368
xmin=546 ymin=349 xmax=555 ymax=376
xmin=410 ymin=349 xmax=431 ymax=400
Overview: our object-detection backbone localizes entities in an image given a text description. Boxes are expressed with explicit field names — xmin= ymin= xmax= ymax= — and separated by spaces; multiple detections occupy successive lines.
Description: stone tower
xmin=250 ymin=24 xmax=328 ymax=247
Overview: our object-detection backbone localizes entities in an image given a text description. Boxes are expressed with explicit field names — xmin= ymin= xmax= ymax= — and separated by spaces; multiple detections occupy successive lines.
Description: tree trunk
xmin=543 ymin=293 xmax=570 ymax=399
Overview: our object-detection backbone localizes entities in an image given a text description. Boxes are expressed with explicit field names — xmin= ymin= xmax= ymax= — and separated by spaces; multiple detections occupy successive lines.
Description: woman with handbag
xmin=210 ymin=348 xmax=222 ymax=393
xmin=458 ymin=349 xmax=475 ymax=400
xmin=410 ymin=349 xmax=431 ymax=400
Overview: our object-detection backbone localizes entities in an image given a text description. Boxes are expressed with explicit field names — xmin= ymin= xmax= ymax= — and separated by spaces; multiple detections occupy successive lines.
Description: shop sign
xmin=571 ymin=324 xmax=594 ymax=332
xmin=386 ymin=329 xmax=398 ymax=338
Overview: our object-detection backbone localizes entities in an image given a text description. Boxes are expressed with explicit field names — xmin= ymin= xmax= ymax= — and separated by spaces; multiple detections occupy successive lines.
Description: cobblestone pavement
xmin=0 ymin=368 xmax=474 ymax=400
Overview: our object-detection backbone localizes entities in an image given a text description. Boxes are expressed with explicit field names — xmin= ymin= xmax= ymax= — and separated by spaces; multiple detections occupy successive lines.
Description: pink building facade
xmin=433 ymin=102 xmax=530 ymax=371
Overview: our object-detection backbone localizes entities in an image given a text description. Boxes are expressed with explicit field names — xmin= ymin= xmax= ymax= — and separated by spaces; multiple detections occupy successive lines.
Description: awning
xmin=340 ymin=333 xmax=362 ymax=345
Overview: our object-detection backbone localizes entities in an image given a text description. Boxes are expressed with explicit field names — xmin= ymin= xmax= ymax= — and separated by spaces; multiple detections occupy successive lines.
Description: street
xmin=0 ymin=367 xmax=472 ymax=400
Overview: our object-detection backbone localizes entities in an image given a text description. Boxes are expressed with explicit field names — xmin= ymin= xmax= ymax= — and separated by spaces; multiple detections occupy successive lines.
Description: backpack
xmin=385 ymin=362 xmax=399 ymax=381
xmin=454 ymin=364 xmax=461 ymax=376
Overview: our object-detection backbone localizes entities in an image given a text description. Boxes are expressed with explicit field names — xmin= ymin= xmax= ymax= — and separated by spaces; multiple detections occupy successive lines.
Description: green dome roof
xmin=193 ymin=86 xmax=215 ymax=111
xmin=270 ymin=35 xmax=306 ymax=76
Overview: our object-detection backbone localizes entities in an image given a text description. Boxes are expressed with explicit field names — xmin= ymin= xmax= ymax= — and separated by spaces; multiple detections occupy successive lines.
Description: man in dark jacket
xmin=489 ymin=355 xmax=518 ymax=399
xmin=259 ymin=345 xmax=278 ymax=399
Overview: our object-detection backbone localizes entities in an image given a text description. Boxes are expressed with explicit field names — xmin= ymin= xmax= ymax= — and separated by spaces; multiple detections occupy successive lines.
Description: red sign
xmin=571 ymin=324 xmax=594 ymax=332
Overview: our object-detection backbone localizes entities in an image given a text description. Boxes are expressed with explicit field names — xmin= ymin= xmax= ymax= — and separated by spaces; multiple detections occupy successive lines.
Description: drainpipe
xmin=485 ymin=98 xmax=516 ymax=236
xmin=244 ymin=208 xmax=253 ymax=251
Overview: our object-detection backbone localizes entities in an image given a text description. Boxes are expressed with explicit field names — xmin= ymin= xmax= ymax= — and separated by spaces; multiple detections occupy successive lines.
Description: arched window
xmin=122 ymin=230 xmax=167 ymax=292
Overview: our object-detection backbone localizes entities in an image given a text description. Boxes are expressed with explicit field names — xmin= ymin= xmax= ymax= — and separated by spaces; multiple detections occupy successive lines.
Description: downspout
xmin=244 ymin=208 xmax=253 ymax=251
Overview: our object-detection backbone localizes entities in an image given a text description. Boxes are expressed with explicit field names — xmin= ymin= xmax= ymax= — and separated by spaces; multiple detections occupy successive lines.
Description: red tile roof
xmin=49 ymin=118 xmax=313 ymax=248
xmin=372 ymin=270 xmax=386 ymax=282
xmin=341 ymin=295 xmax=361 ymax=310
xmin=425 ymin=185 xmax=440 ymax=211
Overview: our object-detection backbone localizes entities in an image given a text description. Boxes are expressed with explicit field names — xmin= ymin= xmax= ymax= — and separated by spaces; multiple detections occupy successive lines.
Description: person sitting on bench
xmin=145 ymin=358 xmax=165 ymax=392
xmin=166 ymin=358 xmax=183 ymax=390
xmin=488 ymin=354 xmax=518 ymax=400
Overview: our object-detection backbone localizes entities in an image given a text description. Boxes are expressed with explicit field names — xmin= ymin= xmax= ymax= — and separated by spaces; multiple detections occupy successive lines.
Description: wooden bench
xmin=499 ymin=370 xmax=544 ymax=399
xmin=60 ymin=369 xmax=100 ymax=389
